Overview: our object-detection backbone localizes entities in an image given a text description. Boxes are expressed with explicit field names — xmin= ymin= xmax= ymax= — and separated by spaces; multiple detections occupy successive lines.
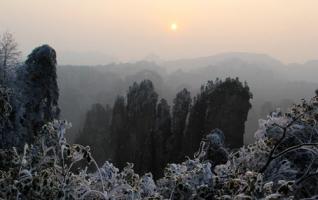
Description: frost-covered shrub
xmin=1 ymin=95 xmax=318 ymax=199
xmin=195 ymin=129 xmax=229 ymax=167
xmin=211 ymin=95 xmax=318 ymax=199
xmin=157 ymin=159 xmax=213 ymax=199
xmin=0 ymin=120 xmax=163 ymax=199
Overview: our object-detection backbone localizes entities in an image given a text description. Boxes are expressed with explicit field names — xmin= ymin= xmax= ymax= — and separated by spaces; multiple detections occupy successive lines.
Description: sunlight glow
xmin=170 ymin=23 xmax=178 ymax=31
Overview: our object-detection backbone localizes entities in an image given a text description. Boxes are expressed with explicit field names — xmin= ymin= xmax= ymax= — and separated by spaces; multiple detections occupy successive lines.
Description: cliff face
xmin=0 ymin=45 xmax=59 ymax=149
xmin=203 ymin=79 xmax=252 ymax=148
xmin=182 ymin=79 xmax=252 ymax=158
xmin=77 ymin=78 xmax=252 ymax=178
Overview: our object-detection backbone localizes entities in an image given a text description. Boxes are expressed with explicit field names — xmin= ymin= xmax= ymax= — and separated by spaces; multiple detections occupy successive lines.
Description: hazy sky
xmin=1 ymin=0 xmax=318 ymax=64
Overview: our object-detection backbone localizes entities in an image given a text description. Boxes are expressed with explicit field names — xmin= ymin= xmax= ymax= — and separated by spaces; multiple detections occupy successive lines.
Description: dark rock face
xmin=204 ymin=78 xmax=252 ymax=148
xmin=169 ymin=88 xmax=191 ymax=161
xmin=0 ymin=45 xmax=59 ymax=149
xmin=184 ymin=78 xmax=252 ymax=157
xmin=109 ymin=96 xmax=128 ymax=168
xmin=77 ymin=78 xmax=252 ymax=178
xmin=22 ymin=45 xmax=59 ymax=135
xmin=152 ymin=98 xmax=171 ymax=177
xmin=125 ymin=80 xmax=158 ymax=174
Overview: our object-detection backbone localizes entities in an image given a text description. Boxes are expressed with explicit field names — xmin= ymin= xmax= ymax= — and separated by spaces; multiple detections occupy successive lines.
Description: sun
xmin=170 ymin=23 xmax=178 ymax=32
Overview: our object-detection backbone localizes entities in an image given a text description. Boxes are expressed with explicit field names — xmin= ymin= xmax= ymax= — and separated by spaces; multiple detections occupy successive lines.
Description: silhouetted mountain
xmin=163 ymin=52 xmax=283 ymax=72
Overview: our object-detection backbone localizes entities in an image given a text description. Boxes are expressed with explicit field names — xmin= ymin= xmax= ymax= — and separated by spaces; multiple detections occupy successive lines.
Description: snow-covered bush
xmin=157 ymin=159 xmax=213 ymax=199
xmin=0 ymin=95 xmax=318 ymax=199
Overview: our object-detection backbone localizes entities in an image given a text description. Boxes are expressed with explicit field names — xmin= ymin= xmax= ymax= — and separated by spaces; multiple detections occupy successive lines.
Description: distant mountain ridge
xmin=162 ymin=52 xmax=283 ymax=72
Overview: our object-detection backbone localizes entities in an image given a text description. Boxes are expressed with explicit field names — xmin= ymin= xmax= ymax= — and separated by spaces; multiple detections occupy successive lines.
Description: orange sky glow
xmin=1 ymin=0 xmax=318 ymax=63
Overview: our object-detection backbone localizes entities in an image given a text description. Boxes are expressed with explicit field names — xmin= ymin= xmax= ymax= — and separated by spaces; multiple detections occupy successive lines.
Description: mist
xmin=57 ymin=53 xmax=318 ymax=144
xmin=1 ymin=1 xmax=318 ymax=199
xmin=1 ymin=0 xmax=318 ymax=63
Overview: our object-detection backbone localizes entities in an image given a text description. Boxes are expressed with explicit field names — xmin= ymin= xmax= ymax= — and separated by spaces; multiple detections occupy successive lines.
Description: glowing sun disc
xmin=170 ymin=23 xmax=178 ymax=31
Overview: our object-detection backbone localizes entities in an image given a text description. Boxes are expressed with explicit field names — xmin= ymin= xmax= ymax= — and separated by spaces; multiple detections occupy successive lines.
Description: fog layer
xmin=57 ymin=52 xmax=318 ymax=144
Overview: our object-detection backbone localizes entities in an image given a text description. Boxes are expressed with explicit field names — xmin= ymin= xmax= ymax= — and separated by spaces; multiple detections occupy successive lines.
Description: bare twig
xmin=272 ymin=143 xmax=318 ymax=160
xmin=259 ymin=114 xmax=304 ymax=173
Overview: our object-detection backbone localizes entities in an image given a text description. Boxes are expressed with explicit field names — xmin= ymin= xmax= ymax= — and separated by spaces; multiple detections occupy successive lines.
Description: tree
xmin=76 ymin=103 xmax=112 ymax=164
xmin=0 ymin=32 xmax=21 ymax=82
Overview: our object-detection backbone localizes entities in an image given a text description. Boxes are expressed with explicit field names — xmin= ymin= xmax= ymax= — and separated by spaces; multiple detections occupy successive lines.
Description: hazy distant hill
xmin=285 ymin=60 xmax=318 ymax=83
xmin=58 ymin=51 xmax=116 ymax=65
xmin=162 ymin=52 xmax=283 ymax=72
xmin=57 ymin=53 xmax=318 ymax=143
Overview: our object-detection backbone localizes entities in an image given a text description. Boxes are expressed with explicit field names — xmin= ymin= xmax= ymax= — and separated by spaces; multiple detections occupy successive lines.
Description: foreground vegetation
xmin=0 ymin=94 xmax=317 ymax=199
